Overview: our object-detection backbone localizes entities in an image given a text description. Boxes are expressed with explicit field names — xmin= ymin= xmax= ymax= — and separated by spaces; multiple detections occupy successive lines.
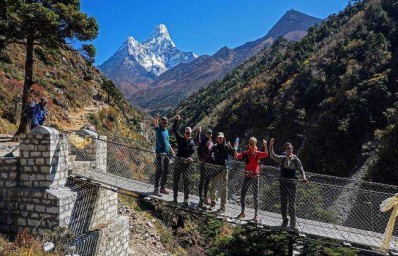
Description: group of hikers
xmin=153 ymin=114 xmax=308 ymax=229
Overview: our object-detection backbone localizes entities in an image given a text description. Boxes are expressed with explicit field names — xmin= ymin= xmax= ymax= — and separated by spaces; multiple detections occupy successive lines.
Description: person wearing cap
xmin=153 ymin=113 xmax=175 ymax=197
xmin=269 ymin=138 xmax=308 ymax=229
xmin=172 ymin=115 xmax=195 ymax=206
xmin=196 ymin=127 xmax=216 ymax=208
xmin=208 ymin=132 xmax=234 ymax=213
xmin=235 ymin=137 xmax=268 ymax=222
xmin=31 ymin=97 xmax=48 ymax=129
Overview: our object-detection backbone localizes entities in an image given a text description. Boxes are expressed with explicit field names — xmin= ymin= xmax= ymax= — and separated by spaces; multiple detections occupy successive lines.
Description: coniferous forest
xmin=172 ymin=0 xmax=398 ymax=184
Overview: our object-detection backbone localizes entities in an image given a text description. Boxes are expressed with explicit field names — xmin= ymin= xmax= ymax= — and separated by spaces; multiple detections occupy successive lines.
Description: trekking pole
xmin=288 ymin=230 xmax=296 ymax=256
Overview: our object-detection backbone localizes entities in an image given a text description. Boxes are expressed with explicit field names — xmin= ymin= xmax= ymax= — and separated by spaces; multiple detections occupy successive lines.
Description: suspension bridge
xmin=66 ymin=130 xmax=398 ymax=254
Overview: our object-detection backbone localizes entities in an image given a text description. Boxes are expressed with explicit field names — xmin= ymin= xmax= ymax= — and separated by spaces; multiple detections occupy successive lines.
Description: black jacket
xmin=173 ymin=120 xmax=195 ymax=158
xmin=196 ymin=133 xmax=213 ymax=162
xmin=211 ymin=142 xmax=233 ymax=166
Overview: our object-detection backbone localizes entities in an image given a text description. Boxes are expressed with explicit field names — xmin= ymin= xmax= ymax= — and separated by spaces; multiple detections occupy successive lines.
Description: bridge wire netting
xmin=67 ymin=133 xmax=398 ymax=251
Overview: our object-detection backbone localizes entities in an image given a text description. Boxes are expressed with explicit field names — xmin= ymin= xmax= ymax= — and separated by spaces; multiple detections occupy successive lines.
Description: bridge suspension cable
xmin=66 ymin=132 xmax=398 ymax=252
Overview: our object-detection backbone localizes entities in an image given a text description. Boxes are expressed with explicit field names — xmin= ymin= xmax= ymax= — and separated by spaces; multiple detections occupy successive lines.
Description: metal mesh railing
xmin=66 ymin=133 xmax=398 ymax=251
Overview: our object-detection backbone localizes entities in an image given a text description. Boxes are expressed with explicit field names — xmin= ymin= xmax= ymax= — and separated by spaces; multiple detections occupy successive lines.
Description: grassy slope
xmin=0 ymin=43 xmax=146 ymax=139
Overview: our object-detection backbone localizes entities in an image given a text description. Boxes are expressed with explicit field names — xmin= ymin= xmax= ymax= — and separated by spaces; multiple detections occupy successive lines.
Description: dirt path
xmin=60 ymin=104 xmax=106 ymax=131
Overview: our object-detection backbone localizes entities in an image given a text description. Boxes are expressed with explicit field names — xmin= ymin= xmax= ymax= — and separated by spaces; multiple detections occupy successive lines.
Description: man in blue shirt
xmin=31 ymin=97 xmax=48 ymax=130
xmin=153 ymin=113 xmax=175 ymax=196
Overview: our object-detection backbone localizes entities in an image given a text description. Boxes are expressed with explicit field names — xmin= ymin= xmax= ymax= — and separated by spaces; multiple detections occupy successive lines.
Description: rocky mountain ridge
xmin=99 ymin=24 xmax=198 ymax=96
xmin=130 ymin=10 xmax=322 ymax=113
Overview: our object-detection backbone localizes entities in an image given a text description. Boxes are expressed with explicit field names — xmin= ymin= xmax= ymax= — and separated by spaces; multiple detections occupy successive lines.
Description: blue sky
xmin=81 ymin=0 xmax=349 ymax=65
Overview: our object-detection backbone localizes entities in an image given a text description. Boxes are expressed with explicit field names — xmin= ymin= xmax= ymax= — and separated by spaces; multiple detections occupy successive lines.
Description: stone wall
xmin=0 ymin=157 xmax=18 ymax=188
xmin=0 ymin=157 xmax=19 ymax=233
xmin=95 ymin=216 xmax=129 ymax=256
xmin=70 ymin=131 xmax=107 ymax=173
xmin=19 ymin=132 xmax=69 ymax=188
xmin=69 ymin=216 xmax=129 ymax=256
xmin=96 ymin=136 xmax=107 ymax=173
xmin=0 ymin=126 xmax=129 ymax=255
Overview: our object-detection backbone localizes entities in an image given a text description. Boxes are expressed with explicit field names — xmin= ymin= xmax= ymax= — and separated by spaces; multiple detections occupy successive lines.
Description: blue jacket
xmin=155 ymin=126 xmax=170 ymax=154
xmin=33 ymin=103 xmax=46 ymax=126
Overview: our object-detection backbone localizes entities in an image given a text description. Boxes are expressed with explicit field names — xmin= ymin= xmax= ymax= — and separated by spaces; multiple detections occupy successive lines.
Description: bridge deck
xmin=72 ymin=169 xmax=398 ymax=251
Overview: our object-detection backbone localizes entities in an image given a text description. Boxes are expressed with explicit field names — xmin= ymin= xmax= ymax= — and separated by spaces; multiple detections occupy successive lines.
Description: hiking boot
xmin=281 ymin=219 xmax=288 ymax=229
xmin=153 ymin=190 xmax=162 ymax=197
xmin=160 ymin=188 xmax=170 ymax=195
xmin=237 ymin=212 xmax=245 ymax=219
xmin=210 ymin=201 xmax=216 ymax=208
xmin=252 ymin=214 xmax=259 ymax=223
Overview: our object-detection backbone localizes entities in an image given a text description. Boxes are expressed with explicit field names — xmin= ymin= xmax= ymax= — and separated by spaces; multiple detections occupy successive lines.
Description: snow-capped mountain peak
xmin=149 ymin=24 xmax=171 ymax=40
xmin=144 ymin=24 xmax=176 ymax=51
xmin=99 ymin=24 xmax=198 ymax=85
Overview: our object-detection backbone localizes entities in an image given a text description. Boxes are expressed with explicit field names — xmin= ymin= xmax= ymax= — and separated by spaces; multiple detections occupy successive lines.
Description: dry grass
xmin=0 ymin=43 xmax=144 ymax=138
xmin=0 ymin=229 xmax=59 ymax=256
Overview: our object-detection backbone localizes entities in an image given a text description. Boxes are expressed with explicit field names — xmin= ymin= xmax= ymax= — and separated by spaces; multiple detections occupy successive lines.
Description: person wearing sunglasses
xmin=153 ymin=113 xmax=175 ymax=197
xmin=269 ymin=138 xmax=308 ymax=230
xmin=235 ymin=137 xmax=268 ymax=222
xmin=172 ymin=115 xmax=195 ymax=206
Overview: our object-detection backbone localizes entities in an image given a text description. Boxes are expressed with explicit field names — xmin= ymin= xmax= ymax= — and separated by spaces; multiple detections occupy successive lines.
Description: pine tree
xmin=0 ymin=0 xmax=99 ymax=136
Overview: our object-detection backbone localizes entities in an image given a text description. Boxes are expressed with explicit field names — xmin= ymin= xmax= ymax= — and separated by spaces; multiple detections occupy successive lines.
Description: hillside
xmin=0 ymin=43 xmax=146 ymax=138
xmin=172 ymin=0 xmax=398 ymax=182
xmin=130 ymin=10 xmax=322 ymax=114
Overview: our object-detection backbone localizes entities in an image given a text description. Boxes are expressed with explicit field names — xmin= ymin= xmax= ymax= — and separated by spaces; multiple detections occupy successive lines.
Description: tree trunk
xmin=13 ymin=35 xmax=34 ymax=139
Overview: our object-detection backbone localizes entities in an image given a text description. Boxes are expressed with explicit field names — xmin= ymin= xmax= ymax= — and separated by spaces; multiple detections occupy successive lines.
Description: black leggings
xmin=241 ymin=176 xmax=259 ymax=214
xmin=173 ymin=159 xmax=192 ymax=201
xmin=280 ymin=179 xmax=297 ymax=223
xmin=154 ymin=154 xmax=169 ymax=191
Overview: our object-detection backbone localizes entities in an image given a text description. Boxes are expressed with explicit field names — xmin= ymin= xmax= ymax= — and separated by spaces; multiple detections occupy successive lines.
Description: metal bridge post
xmin=288 ymin=231 xmax=296 ymax=256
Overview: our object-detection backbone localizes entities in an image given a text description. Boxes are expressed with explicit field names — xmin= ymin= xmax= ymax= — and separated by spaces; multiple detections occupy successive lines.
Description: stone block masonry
xmin=69 ymin=216 xmax=129 ymax=256
xmin=0 ymin=126 xmax=129 ymax=255
xmin=71 ymin=130 xmax=107 ymax=173
xmin=19 ymin=132 xmax=69 ymax=189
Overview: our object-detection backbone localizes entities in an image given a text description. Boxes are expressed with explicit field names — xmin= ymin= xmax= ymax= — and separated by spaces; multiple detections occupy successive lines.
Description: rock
xmin=43 ymin=241 xmax=54 ymax=252
xmin=128 ymin=247 xmax=136 ymax=256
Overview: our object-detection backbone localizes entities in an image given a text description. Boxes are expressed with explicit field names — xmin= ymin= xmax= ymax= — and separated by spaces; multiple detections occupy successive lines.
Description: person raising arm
xmin=234 ymin=137 xmax=268 ymax=222
xmin=269 ymin=138 xmax=307 ymax=230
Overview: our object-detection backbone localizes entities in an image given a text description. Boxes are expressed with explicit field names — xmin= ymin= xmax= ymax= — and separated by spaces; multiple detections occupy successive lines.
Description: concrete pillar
xmin=73 ymin=129 xmax=107 ymax=173
xmin=19 ymin=126 xmax=69 ymax=189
